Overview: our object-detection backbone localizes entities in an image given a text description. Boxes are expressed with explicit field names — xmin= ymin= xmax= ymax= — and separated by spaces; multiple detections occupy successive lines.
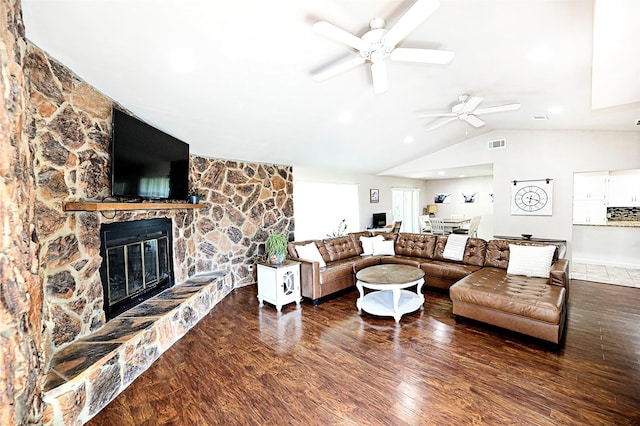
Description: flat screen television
xmin=372 ymin=213 xmax=386 ymax=228
xmin=111 ymin=109 xmax=189 ymax=200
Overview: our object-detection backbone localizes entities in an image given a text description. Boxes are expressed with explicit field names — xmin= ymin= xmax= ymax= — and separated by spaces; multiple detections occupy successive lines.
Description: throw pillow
xmin=360 ymin=235 xmax=384 ymax=255
xmin=295 ymin=243 xmax=326 ymax=267
xmin=507 ymin=244 xmax=556 ymax=278
xmin=372 ymin=239 xmax=395 ymax=256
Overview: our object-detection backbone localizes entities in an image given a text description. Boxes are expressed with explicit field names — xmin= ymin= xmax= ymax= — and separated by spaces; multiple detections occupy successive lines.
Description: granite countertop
xmin=605 ymin=220 xmax=640 ymax=227
xmin=577 ymin=220 xmax=640 ymax=227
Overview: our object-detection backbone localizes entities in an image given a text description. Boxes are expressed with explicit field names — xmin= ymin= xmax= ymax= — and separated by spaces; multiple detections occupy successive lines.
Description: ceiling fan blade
xmin=426 ymin=116 xmax=457 ymax=131
xmin=311 ymin=56 xmax=366 ymax=81
xmin=463 ymin=114 xmax=485 ymax=127
xmin=416 ymin=112 xmax=456 ymax=118
xmin=371 ymin=62 xmax=388 ymax=94
xmin=459 ymin=96 xmax=483 ymax=114
xmin=382 ymin=0 xmax=440 ymax=48
xmin=390 ymin=48 xmax=454 ymax=64
xmin=313 ymin=21 xmax=365 ymax=51
xmin=474 ymin=103 xmax=521 ymax=115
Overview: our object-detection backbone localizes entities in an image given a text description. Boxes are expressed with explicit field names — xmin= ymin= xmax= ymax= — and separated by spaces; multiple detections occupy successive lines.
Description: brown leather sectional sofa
xmin=287 ymin=231 xmax=569 ymax=346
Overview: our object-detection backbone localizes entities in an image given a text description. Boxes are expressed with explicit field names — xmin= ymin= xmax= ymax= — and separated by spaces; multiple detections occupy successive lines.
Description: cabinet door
xmin=573 ymin=172 xmax=608 ymax=200
xmin=573 ymin=200 xmax=607 ymax=225
xmin=608 ymin=175 xmax=640 ymax=206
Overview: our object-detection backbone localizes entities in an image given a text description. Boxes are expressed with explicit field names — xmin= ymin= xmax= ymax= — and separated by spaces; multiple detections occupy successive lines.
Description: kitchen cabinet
xmin=608 ymin=173 xmax=640 ymax=207
xmin=573 ymin=172 xmax=608 ymax=225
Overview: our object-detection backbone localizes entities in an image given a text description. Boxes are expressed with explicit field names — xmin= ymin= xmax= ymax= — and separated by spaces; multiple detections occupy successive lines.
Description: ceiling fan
xmin=311 ymin=0 xmax=454 ymax=94
xmin=418 ymin=95 xmax=521 ymax=130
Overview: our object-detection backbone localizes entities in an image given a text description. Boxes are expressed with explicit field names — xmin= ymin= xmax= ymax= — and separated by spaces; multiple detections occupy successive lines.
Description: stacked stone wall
xmin=25 ymin=45 xmax=294 ymax=368
xmin=0 ymin=0 xmax=43 ymax=423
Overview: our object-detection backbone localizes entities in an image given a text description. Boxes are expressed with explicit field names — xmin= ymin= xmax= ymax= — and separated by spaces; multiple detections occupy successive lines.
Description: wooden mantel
xmin=63 ymin=201 xmax=206 ymax=212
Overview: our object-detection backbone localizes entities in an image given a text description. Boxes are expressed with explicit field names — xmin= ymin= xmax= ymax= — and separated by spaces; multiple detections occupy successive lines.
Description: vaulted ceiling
xmin=21 ymin=0 xmax=640 ymax=179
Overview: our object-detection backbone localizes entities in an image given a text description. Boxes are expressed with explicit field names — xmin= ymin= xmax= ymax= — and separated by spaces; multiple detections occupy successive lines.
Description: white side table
xmin=257 ymin=260 xmax=301 ymax=312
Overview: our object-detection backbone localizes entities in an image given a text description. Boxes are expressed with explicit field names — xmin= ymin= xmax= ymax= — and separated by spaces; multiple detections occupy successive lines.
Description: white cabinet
xmin=608 ymin=174 xmax=640 ymax=207
xmin=573 ymin=172 xmax=608 ymax=225
xmin=573 ymin=172 xmax=608 ymax=200
xmin=573 ymin=199 xmax=607 ymax=225
xmin=257 ymin=260 xmax=301 ymax=312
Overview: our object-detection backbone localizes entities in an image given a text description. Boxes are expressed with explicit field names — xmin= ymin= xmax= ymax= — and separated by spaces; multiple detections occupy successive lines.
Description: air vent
xmin=532 ymin=115 xmax=549 ymax=121
xmin=488 ymin=139 xmax=506 ymax=150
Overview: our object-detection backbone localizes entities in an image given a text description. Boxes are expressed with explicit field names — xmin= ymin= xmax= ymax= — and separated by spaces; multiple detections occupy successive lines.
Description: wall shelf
xmin=63 ymin=201 xmax=205 ymax=212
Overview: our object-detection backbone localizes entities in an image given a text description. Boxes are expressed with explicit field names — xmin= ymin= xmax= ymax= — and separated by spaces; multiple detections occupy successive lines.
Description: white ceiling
xmin=21 ymin=0 xmax=640 ymax=179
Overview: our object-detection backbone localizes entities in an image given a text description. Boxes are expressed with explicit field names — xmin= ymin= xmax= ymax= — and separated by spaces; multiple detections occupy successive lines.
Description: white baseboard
xmin=571 ymin=257 xmax=640 ymax=270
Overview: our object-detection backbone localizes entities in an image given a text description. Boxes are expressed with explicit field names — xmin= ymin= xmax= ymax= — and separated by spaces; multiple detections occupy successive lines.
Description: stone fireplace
xmin=99 ymin=218 xmax=175 ymax=321
xmin=15 ymin=39 xmax=295 ymax=424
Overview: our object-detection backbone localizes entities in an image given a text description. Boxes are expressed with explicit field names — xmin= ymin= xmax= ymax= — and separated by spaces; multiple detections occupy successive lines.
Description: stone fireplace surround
xmin=9 ymin=35 xmax=295 ymax=424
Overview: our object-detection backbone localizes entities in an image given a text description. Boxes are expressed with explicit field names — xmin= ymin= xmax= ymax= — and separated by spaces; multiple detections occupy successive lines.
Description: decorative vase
xmin=188 ymin=195 xmax=200 ymax=204
xmin=269 ymin=253 xmax=285 ymax=265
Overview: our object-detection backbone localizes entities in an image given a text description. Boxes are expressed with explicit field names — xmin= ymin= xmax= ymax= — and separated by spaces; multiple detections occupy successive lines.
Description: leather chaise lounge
xmin=287 ymin=231 xmax=569 ymax=346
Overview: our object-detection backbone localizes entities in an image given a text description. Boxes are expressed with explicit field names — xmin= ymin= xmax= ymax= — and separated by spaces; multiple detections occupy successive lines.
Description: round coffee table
xmin=355 ymin=264 xmax=425 ymax=323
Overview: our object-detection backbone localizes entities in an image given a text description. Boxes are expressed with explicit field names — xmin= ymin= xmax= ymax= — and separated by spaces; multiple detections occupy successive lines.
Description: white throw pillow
xmin=295 ymin=243 xmax=326 ymax=267
xmin=360 ymin=235 xmax=384 ymax=255
xmin=507 ymin=244 xmax=556 ymax=278
xmin=372 ymin=239 xmax=395 ymax=256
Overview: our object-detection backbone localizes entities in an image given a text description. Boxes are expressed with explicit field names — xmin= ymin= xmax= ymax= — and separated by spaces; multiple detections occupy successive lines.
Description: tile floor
xmin=571 ymin=262 xmax=640 ymax=288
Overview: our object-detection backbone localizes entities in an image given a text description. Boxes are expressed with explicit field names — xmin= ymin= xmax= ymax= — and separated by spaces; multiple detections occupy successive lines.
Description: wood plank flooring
xmin=88 ymin=280 xmax=640 ymax=425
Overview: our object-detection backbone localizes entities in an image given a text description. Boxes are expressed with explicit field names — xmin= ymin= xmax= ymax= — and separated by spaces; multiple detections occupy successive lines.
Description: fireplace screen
xmin=99 ymin=218 xmax=174 ymax=320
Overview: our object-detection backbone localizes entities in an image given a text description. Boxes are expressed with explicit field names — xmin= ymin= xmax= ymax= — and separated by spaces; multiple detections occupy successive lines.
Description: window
xmin=392 ymin=188 xmax=421 ymax=233
xmin=294 ymin=181 xmax=359 ymax=240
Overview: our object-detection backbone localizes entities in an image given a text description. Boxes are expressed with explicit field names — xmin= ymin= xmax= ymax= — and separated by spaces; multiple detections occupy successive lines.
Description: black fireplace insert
xmin=99 ymin=218 xmax=175 ymax=321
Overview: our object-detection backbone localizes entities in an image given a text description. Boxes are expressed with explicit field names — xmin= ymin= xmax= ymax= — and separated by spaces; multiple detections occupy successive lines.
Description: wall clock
xmin=511 ymin=179 xmax=553 ymax=216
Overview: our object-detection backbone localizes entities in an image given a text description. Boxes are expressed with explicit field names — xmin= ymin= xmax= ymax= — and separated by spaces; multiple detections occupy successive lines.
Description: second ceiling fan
xmin=418 ymin=95 xmax=521 ymax=131
xmin=311 ymin=0 xmax=454 ymax=94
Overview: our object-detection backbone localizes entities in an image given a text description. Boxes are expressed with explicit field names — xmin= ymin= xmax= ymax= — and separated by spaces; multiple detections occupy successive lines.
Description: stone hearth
xmin=42 ymin=272 xmax=230 ymax=425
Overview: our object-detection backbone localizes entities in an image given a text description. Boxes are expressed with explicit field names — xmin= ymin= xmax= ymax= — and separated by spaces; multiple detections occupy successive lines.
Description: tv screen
xmin=111 ymin=109 xmax=189 ymax=200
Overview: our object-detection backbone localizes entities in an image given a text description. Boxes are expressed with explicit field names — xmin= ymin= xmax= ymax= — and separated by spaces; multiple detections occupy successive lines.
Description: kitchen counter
xmin=575 ymin=220 xmax=640 ymax=227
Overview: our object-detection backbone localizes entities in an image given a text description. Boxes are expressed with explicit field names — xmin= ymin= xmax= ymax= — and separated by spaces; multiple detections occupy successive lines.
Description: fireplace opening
xmin=99 ymin=218 xmax=175 ymax=321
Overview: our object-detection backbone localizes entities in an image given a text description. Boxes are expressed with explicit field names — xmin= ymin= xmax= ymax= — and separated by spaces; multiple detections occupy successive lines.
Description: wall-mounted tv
xmin=111 ymin=109 xmax=189 ymax=200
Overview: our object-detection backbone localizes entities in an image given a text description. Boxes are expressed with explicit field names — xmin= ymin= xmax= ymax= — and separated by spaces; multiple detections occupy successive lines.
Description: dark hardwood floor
xmin=88 ymin=280 xmax=640 ymax=425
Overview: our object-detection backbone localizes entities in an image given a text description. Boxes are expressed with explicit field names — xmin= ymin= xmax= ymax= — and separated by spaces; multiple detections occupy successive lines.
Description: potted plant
xmin=188 ymin=188 xmax=204 ymax=204
xmin=265 ymin=232 xmax=288 ymax=265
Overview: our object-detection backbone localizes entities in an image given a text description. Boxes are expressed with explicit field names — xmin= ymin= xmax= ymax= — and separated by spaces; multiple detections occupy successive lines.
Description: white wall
xmin=423 ymin=176 xmax=494 ymax=240
xmin=293 ymin=167 xmax=430 ymax=235
xmin=397 ymin=129 xmax=640 ymax=262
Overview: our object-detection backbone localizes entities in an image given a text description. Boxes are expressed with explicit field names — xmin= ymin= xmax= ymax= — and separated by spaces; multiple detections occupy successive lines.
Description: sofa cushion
xmin=352 ymin=256 xmax=380 ymax=273
xmin=295 ymin=242 xmax=326 ymax=267
xmin=507 ymin=244 xmax=556 ymax=278
xmin=394 ymin=233 xmax=437 ymax=259
xmin=323 ymin=236 xmax=358 ymax=262
xmin=484 ymin=240 xmax=558 ymax=270
xmin=319 ymin=258 xmax=358 ymax=284
xmin=450 ymin=267 xmax=566 ymax=324
xmin=380 ymin=255 xmax=421 ymax=267
xmin=421 ymin=261 xmax=482 ymax=282
xmin=434 ymin=236 xmax=487 ymax=266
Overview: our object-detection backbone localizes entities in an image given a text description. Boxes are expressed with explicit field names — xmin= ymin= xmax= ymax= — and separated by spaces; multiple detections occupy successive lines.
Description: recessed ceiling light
xmin=548 ymin=105 xmax=565 ymax=114
xmin=527 ymin=47 xmax=553 ymax=63
xmin=438 ymin=171 xmax=446 ymax=176
xmin=403 ymin=136 xmax=414 ymax=144
xmin=458 ymin=175 xmax=466 ymax=178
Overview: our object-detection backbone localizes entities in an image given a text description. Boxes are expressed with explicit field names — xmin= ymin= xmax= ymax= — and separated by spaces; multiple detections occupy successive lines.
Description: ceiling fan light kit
xmin=311 ymin=0 xmax=454 ymax=94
